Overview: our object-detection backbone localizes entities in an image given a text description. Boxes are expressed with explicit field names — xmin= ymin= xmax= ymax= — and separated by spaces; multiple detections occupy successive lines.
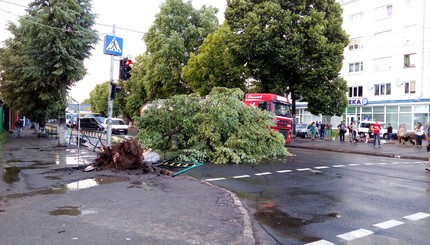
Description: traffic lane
xmin=186 ymin=149 xmax=430 ymax=244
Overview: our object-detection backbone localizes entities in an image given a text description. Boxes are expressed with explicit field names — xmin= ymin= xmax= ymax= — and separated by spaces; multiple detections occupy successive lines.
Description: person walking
xmin=425 ymin=121 xmax=430 ymax=172
xmin=371 ymin=120 xmax=382 ymax=148
xmin=320 ymin=122 xmax=326 ymax=139
xmin=387 ymin=123 xmax=393 ymax=144
xmin=398 ymin=124 xmax=406 ymax=144
xmin=310 ymin=122 xmax=316 ymax=140
xmin=349 ymin=121 xmax=358 ymax=143
xmin=415 ymin=122 xmax=424 ymax=148
xmin=338 ymin=121 xmax=346 ymax=142
xmin=325 ymin=122 xmax=332 ymax=140
xmin=15 ymin=119 xmax=23 ymax=137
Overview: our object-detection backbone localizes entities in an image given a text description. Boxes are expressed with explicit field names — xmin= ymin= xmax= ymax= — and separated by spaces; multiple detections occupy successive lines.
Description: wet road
xmin=185 ymin=148 xmax=430 ymax=245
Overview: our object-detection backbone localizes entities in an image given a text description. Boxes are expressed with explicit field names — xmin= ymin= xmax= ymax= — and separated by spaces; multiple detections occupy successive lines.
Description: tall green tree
xmin=89 ymin=81 xmax=121 ymax=117
xmin=0 ymin=0 xmax=98 ymax=144
xmin=182 ymin=23 xmax=246 ymax=96
xmin=225 ymin=0 xmax=349 ymax=116
xmin=142 ymin=0 xmax=219 ymax=100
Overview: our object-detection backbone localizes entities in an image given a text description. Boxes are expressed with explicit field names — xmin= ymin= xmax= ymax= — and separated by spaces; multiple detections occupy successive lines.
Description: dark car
xmin=79 ymin=117 xmax=104 ymax=131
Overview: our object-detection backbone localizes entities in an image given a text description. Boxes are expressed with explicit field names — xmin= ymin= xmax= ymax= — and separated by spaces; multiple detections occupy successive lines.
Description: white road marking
xmin=205 ymin=178 xmax=226 ymax=181
xmin=332 ymin=165 xmax=346 ymax=168
xmin=305 ymin=239 xmax=335 ymax=245
xmin=296 ymin=168 xmax=312 ymax=171
xmin=363 ymin=163 xmax=375 ymax=165
xmin=377 ymin=162 xmax=388 ymax=165
xmin=255 ymin=172 xmax=272 ymax=176
xmin=232 ymin=175 xmax=251 ymax=179
xmin=337 ymin=229 xmax=374 ymax=241
xmin=314 ymin=166 xmax=330 ymax=169
xmin=373 ymin=219 xmax=405 ymax=229
xmin=276 ymin=170 xmax=293 ymax=173
xmin=403 ymin=212 xmax=430 ymax=221
xmin=347 ymin=163 xmax=361 ymax=166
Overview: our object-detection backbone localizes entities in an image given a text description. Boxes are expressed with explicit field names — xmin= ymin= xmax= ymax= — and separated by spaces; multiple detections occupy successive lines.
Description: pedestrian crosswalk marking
xmin=276 ymin=170 xmax=293 ymax=173
xmin=255 ymin=172 xmax=272 ymax=176
xmin=106 ymin=37 xmax=121 ymax=52
xmin=337 ymin=228 xmax=374 ymax=241
xmin=373 ymin=219 xmax=404 ymax=229
xmin=314 ymin=166 xmax=329 ymax=169
xmin=403 ymin=212 xmax=430 ymax=220
xmin=305 ymin=240 xmax=335 ymax=245
xmin=232 ymin=175 xmax=251 ymax=179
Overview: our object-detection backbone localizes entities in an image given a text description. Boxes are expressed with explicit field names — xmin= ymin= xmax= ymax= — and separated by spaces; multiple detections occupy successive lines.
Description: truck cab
xmin=243 ymin=93 xmax=293 ymax=143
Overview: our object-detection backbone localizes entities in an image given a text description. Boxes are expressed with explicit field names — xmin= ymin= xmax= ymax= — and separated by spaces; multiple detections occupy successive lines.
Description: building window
xmin=349 ymin=12 xmax=363 ymax=26
xmin=348 ymin=86 xmax=363 ymax=97
xmin=374 ymin=57 xmax=391 ymax=71
xmin=349 ymin=38 xmax=362 ymax=50
xmin=349 ymin=62 xmax=364 ymax=73
xmin=374 ymin=83 xmax=391 ymax=96
xmin=404 ymin=53 xmax=416 ymax=68
xmin=404 ymin=81 xmax=416 ymax=94
xmin=375 ymin=4 xmax=393 ymax=20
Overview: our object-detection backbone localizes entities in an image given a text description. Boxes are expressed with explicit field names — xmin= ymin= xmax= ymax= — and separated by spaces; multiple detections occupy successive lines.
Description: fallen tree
xmin=93 ymin=137 xmax=172 ymax=175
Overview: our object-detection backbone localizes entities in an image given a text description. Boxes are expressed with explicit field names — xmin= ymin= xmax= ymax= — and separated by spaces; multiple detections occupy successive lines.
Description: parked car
xmin=295 ymin=123 xmax=310 ymax=138
xmin=357 ymin=120 xmax=397 ymax=139
xmin=103 ymin=118 xmax=128 ymax=135
xmin=79 ymin=117 xmax=104 ymax=131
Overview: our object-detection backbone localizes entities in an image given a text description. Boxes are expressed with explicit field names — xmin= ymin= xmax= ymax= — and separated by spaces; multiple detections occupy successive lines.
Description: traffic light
xmin=110 ymin=82 xmax=123 ymax=100
xmin=119 ymin=58 xmax=132 ymax=80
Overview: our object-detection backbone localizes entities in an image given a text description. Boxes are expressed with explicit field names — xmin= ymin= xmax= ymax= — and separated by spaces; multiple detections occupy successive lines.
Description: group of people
xmin=308 ymin=121 xmax=333 ymax=140
xmin=336 ymin=120 xmax=384 ymax=147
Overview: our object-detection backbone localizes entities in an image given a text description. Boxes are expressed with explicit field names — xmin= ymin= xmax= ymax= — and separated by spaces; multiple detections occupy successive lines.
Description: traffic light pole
xmin=106 ymin=25 xmax=115 ymax=146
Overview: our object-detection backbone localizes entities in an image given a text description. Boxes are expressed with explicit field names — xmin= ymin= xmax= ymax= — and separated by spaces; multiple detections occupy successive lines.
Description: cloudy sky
xmin=0 ymin=0 xmax=227 ymax=102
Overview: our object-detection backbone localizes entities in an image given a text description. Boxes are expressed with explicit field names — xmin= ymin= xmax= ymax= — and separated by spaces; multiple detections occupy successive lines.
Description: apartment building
xmin=297 ymin=0 xmax=430 ymax=130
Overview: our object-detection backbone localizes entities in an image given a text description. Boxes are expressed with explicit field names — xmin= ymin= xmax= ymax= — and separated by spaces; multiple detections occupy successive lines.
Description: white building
xmin=297 ymin=0 xmax=430 ymax=130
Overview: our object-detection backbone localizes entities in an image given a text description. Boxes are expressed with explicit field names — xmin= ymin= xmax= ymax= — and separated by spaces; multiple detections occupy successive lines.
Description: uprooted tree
xmin=93 ymin=138 xmax=171 ymax=175
xmin=135 ymin=87 xmax=289 ymax=164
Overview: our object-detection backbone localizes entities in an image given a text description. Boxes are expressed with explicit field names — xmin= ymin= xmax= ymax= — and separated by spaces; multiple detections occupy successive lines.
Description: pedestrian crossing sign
xmin=103 ymin=35 xmax=123 ymax=56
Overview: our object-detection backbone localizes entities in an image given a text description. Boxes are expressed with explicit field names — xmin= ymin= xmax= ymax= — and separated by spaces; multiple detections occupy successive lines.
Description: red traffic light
xmin=125 ymin=59 xmax=133 ymax=66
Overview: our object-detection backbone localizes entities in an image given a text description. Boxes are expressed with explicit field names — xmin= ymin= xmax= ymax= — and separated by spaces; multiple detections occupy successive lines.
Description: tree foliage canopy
xmin=135 ymin=87 xmax=288 ymax=164
xmin=142 ymin=0 xmax=219 ymax=100
xmin=0 ymin=0 xmax=98 ymax=121
xmin=182 ymin=23 xmax=246 ymax=96
xmin=225 ymin=0 xmax=349 ymax=116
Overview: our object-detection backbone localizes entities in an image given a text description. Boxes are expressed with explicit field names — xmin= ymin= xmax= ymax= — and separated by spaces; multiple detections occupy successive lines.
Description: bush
xmin=135 ymin=87 xmax=288 ymax=164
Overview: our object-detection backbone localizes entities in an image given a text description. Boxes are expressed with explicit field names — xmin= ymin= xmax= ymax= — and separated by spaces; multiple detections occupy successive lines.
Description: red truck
xmin=243 ymin=93 xmax=293 ymax=143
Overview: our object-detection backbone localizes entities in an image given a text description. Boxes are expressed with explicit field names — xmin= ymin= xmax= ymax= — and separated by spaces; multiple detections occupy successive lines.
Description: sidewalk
xmin=289 ymin=136 xmax=429 ymax=161
xmin=0 ymin=128 xmax=254 ymax=245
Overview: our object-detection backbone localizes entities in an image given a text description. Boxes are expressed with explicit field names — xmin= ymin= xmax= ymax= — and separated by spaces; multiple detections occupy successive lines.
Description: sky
xmin=0 ymin=0 xmax=227 ymax=103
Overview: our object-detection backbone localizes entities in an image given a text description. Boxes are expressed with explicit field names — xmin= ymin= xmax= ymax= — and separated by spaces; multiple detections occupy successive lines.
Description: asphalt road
xmin=185 ymin=148 xmax=430 ymax=245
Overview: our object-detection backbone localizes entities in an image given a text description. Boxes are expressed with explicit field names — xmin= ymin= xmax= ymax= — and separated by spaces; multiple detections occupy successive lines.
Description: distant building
xmin=296 ymin=0 xmax=430 ymax=129
xmin=66 ymin=103 xmax=93 ymax=114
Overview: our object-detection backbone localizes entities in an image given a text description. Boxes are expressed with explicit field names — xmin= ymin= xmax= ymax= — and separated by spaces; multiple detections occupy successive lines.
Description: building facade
xmin=297 ymin=0 xmax=430 ymax=130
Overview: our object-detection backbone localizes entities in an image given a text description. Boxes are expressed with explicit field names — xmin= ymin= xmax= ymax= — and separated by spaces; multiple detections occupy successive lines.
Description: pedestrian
xmin=387 ymin=123 xmax=393 ymax=144
xmin=398 ymin=124 xmax=406 ymax=144
xmin=338 ymin=121 xmax=346 ymax=142
xmin=325 ymin=122 xmax=332 ymax=140
xmin=349 ymin=121 xmax=357 ymax=143
xmin=425 ymin=121 xmax=430 ymax=172
xmin=415 ymin=122 xmax=424 ymax=148
xmin=310 ymin=122 xmax=316 ymax=140
xmin=348 ymin=122 xmax=354 ymax=143
xmin=320 ymin=122 xmax=326 ymax=139
xmin=371 ymin=120 xmax=382 ymax=148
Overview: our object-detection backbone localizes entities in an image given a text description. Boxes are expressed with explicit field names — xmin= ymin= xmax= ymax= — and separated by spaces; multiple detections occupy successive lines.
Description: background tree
xmin=120 ymin=54 xmax=148 ymax=120
xmin=0 ymin=0 xmax=98 ymax=144
xmin=135 ymin=87 xmax=288 ymax=164
xmin=182 ymin=23 xmax=246 ymax=96
xmin=225 ymin=0 xmax=349 ymax=116
xmin=89 ymin=81 xmax=121 ymax=117
xmin=142 ymin=0 xmax=219 ymax=100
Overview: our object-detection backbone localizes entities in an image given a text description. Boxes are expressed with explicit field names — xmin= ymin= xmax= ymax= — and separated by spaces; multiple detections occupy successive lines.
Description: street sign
xmin=103 ymin=35 xmax=123 ymax=56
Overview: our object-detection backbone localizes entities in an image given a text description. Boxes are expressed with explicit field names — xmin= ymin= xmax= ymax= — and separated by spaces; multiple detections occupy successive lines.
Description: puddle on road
xmin=50 ymin=206 xmax=81 ymax=216
xmin=3 ymin=166 xmax=21 ymax=184
xmin=4 ymin=176 xmax=127 ymax=199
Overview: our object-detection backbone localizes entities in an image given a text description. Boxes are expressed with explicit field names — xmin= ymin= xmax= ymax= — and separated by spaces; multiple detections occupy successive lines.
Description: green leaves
xmin=0 ymin=0 xmax=98 ymax=121
xmin=136 ymin=87 xmax=288 ymax=164
xmin=226 ymin=0 xmax=349 ymax=116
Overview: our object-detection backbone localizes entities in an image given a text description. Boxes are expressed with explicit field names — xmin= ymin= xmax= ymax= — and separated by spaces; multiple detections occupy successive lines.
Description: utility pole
xmin=106 ymin=25 xmax=115 ymax=146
